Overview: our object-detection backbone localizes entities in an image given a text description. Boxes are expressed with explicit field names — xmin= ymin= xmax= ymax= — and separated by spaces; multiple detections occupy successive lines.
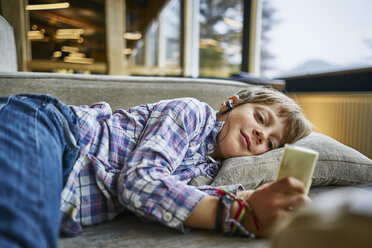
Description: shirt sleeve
xmin=117 ymin=98 xmax=217 ymax=232
xmin=196 ymin=184 xmax=245 ymax=197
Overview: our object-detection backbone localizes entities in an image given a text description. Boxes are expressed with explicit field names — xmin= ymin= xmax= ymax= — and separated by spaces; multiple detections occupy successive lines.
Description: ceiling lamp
xmin=123 ymin=32 xmax=142 ymax=40
xmin=63 ymin=56 xmax=94 ymax=65
xmin=56 ymin=29 xmax=84 ymax=40
xmin=68 ymin=52 xmax=86 ymax=58
xmin=123 ymin=48 xmax=132 ymax=55
xmin=25 ymin=2 xmax=70 ymax=11
xmin=53 ymin=51 xmax=62 ymax=58
xmin=57 ymin=29 xmax=85 ymax=35
xmin=27 ymin=30 xmax=44 ymax=40
xmin=61 ymin=46 xmax=79 ymax=53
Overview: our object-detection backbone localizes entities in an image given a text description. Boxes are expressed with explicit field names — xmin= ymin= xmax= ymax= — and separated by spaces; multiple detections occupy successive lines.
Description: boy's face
xmin=210 ymin=98 xmax=287 ymax=160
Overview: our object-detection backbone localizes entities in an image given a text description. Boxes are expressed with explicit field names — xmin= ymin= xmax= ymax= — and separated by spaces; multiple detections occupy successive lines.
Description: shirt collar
xmin=211 ymin=120 xmax=224 ymax=145
xmin=203 ymin=111 xmax=224 ymax=154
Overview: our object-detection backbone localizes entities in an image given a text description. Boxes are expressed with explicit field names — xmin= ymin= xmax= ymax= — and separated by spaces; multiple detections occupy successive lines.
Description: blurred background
xmin=0 ymin=0 xmax=371 ymax=158
xmin=2 ymin=0 xmax=371 ymax=77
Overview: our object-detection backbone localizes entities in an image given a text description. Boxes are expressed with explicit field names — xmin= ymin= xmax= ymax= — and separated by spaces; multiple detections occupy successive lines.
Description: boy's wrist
xmin=236 ymin=190 xmax=254 ymax=200
xmin=228 ymin=198 xmax=261 ymax=236
xmin=242 ymin=199 xmax=262 ymax=236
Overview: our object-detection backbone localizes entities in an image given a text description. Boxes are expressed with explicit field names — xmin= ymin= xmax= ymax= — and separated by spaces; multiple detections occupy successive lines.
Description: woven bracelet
xmin=244 ymin=200 xmax=260 ymax=231
xmin=231 ymin=199 xmax=246 ymax=235
xmin=216 ymin=188 xmax=255 ymax=237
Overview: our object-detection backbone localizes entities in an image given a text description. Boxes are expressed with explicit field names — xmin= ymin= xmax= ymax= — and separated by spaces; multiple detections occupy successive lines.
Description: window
xmin=126 ymin=0 xmax=181 ymax=75
xmin=259 ymin=0 xmax=372 ymax=78
xmin=159 ymin=0 xmax=181 ymax=68
xmin=144 ymin=21 xmax=158 ymax=67
xmin=199 ymin=0 xmax=243 ymax=78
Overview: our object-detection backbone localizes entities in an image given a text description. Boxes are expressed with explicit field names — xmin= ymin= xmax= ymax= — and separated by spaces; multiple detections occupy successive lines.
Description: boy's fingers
xmin=273 ymin=177 xmax=306 ymax=194
xmin=282 ymin=195 xmax=311 ymax=210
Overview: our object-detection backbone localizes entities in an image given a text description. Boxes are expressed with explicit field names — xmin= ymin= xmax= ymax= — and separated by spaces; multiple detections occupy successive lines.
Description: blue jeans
xmin=0 ymin=95 xmax=80 ymax=248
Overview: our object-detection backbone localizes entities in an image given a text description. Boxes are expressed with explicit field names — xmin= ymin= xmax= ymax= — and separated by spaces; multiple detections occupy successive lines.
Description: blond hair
xmin=229 ymin=86 xmax=312 ymax=145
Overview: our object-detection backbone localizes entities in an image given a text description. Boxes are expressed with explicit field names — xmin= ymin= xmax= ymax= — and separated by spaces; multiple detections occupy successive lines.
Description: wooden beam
xmin=30 ymin=11 xmax=105 ymax=34
xmin=126 ymin=66 xmax=182 ymax=76
xmin=138 ymin=0 xmax=168 ymax=32
xmin=28 ymin=59 xmax=107 ymax=73
xmin=248 ymin=0 xmax=260 ymax=75
xmin=183 ymin=0 xmax=199 ymax=77
xmin=105 ymin=0 xmax=126 ymax=75
xmin=241 ymin=0 xmax=260 ymax=75
xmin=126 ymin=0 xmax=168 ymax=34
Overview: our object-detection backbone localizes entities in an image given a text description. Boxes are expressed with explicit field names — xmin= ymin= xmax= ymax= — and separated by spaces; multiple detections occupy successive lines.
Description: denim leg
xmin=0 ymin=95 xmax=79 ymax=248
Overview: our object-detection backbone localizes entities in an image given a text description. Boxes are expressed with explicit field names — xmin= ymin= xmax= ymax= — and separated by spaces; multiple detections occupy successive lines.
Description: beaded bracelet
xmin=215 ymin=188 xmax=258 ymax=237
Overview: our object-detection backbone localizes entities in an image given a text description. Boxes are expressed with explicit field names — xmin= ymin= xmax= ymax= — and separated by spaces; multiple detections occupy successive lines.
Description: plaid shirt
xmin=60 ymin=98 xmax=243 ymax=237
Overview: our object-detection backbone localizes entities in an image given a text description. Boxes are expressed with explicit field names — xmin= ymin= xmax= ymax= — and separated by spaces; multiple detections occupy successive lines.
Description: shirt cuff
xmin=196 ymin=184 xmax=245 ymax=197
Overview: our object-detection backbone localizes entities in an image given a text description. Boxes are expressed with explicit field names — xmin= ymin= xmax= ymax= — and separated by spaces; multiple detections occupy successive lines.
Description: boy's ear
xmin=219 ymin=95 xmax=239 ymax=112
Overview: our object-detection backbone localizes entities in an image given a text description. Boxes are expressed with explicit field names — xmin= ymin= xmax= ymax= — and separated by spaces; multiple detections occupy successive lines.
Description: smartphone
xmin=276 ymin=144 xmax=319 ymax=195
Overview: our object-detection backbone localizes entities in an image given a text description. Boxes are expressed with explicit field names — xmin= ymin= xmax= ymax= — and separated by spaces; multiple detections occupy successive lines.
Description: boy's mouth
xmin=240 ymin=130 xmax=251 ymax=151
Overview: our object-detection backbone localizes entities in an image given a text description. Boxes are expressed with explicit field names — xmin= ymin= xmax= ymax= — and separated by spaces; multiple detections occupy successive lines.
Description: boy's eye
xmin=268 ymin=139 xmax=273 ymax=150
xmin=257 ymin=112 xmax=264 ymax=124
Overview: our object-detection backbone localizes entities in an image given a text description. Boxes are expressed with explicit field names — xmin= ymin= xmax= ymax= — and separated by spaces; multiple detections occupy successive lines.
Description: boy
xmin=0 ymin=86 xmax=312 ymax=247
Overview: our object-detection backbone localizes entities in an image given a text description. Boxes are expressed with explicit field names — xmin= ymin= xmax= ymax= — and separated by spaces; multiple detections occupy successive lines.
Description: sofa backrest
xmin=0 ymin=72 xmax=249 ymax=110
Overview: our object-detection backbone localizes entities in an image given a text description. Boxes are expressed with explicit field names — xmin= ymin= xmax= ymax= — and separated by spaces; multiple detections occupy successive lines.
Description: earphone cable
xmin=215 ymin=111 xmax=231 ymax=145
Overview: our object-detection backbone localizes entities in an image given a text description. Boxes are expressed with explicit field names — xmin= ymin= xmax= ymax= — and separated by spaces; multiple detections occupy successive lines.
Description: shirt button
xmin=207 ymin=144 xmax=214 ymax=150
xmin=134 ymin=200 xmax=141 ymax=208
xmin=163 ymin=212 xmax=173 ymax=222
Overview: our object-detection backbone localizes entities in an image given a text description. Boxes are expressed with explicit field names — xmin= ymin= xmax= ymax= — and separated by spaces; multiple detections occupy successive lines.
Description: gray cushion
xmin=209 ymin=132 xmax=372 ymax=189
xmin=0 ymin=72 xmax=247 ymax=111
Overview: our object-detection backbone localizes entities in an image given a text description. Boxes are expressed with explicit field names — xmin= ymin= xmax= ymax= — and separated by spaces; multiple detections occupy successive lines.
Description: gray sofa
xmin=0 ymin=72 xmax=248 ymax=110
xmin=0 ymin=14 xmax=270 ymax=247
xmin=1 ymin=71 xmax=372 ymax=248
xmin=0 ymin=71 xmax=269 ymax=248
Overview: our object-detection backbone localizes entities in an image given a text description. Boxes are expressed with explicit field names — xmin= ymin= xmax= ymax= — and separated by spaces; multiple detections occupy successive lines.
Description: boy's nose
xmin=253 ymin=129 xmax=266 ymax=144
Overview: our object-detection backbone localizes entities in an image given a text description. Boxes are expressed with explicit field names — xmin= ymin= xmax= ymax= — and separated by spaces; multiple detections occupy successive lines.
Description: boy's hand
xmin=246 ymin=177 xmax=311 ymax=236
xmin=236 ymin=189 xmax=254 ymax=200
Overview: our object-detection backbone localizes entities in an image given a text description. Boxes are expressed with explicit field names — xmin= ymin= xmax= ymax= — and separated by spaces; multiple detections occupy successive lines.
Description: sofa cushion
xmin=208 ymin=132 xmax=372 ymax=190
xmin=0 ymin=72 xmax=247 ymax=110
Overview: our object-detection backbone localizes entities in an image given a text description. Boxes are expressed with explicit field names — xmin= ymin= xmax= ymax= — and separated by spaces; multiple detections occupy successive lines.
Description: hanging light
xmin=55 ymin=29 xmax=84 ymax=39
xmin=123 ymin=32 xmax=142 ymax=40
xmin=27 ymin=30 xmax=44 ymax=40
xmin=123 ymin=48 xmax=132 ymax=55
xmin=63 ymin=56 xmax=94 ymax=64
xmin=25 ymin=2 xmax=70 ymax=11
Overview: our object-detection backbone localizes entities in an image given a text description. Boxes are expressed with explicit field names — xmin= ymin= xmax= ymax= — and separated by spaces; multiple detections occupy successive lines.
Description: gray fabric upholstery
xmin=1 ymin=72 xmax=269 ymax=247
xmin=58 ymin=186 xmax=368 ymax=248
xmin=1 ymin=71 xmax=368 ymax=247
xmin=0 ymin=72 xmax=247 ymax=110
xmin=0 ymin=15 xmax=17 ymax=72
xmin=58 ymin=211 xmax=270 ymax=248
xmin=209 ymin=132 xmax=372 ymax=190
